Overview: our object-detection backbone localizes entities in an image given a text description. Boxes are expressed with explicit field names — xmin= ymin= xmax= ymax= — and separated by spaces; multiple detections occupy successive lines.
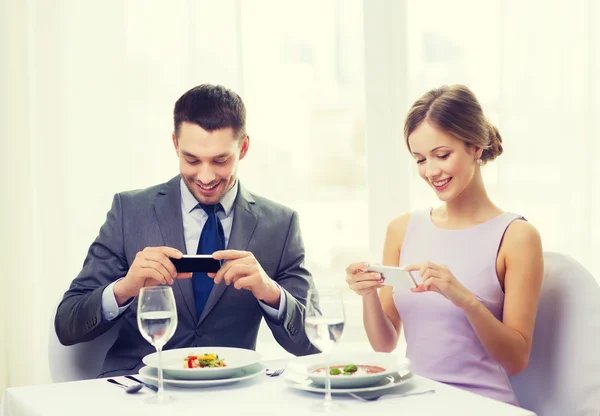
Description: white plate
xmin=287 ymin=352 xmax=410 ymax=389
xmin=138 ymin=363 xmax=264 ymax=388
xmin=142 ymin=347 xmax=261 ymax=380
xmin=285 ymin=370 xmax=414 ymax=394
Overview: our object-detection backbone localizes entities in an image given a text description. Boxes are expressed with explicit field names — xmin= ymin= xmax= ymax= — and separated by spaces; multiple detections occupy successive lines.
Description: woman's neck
xmin=435 ymin=170 xmax=502 ymax=227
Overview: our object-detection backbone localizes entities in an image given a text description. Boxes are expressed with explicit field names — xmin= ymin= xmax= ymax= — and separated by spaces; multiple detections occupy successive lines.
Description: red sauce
xmin=312 ymin=365 xmax=386 ymax=376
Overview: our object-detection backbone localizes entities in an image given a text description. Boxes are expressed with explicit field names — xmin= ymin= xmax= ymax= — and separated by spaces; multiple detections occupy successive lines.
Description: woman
xmin=345 ymin=85 xmax=543 ymax=406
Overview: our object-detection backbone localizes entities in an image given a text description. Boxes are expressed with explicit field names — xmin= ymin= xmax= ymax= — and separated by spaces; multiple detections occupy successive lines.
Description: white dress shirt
xmin=101 ymin=179 xmax=285 ymax=321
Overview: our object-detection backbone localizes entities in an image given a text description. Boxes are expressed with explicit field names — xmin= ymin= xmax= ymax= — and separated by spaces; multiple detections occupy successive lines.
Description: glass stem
xmin=157 ymin=345 xmax=165 ymax=398
xmin=325 ymin=353 xmax=332 ymax=406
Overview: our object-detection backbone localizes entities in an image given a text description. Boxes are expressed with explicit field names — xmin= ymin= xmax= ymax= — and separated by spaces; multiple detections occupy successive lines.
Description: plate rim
xmin=142 ymin=346 xmax=262 ymax=373
xmin=285 ymin=371 xmax=414 ymax=394
xmin=138 ymin=363 xmax=265 ymax=387
xmin=287 ymin=352 xmax=410 ymax=387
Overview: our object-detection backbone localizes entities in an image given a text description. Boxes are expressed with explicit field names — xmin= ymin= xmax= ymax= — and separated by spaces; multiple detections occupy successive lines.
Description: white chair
xmin=509 ymin=251 xmax=600 ymax=416
xmin=48 ymin=301 xmax=121 ymax=382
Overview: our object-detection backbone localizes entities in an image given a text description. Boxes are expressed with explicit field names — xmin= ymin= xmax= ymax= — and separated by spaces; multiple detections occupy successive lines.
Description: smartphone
xmin=170 ymin=255 xmax=221 ymax=273
xmin=366 ymin=265 xmax=418 ymax=289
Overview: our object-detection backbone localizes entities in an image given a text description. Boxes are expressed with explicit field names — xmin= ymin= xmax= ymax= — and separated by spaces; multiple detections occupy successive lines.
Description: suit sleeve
xmin=263 ymin=211 xmax=319 ymax=356
xmin=54 ymin=194 xmax=129 ymax=345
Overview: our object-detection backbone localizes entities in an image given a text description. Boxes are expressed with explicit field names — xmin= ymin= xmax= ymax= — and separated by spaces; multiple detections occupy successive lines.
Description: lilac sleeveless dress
xmin=393 ymin=209 xmax=523 ymax=406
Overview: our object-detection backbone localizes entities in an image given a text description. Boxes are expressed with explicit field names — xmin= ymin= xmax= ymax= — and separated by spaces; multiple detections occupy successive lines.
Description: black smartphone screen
xmin=170 ymin=256 xmax=221 ymax=273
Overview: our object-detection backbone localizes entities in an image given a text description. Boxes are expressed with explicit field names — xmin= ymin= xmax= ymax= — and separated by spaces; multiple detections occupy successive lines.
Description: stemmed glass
xmin=137 ymin=286 xmax=178 ymax=404
xmin=304 ymin=287 xmax=346 ymax=412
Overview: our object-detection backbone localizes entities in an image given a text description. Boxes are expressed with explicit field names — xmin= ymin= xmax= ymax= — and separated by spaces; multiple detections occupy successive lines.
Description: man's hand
xmin=210 ymin=250 xmax=281 ymax=308
xmin=114 ymin=246 xmax=192 ymax=306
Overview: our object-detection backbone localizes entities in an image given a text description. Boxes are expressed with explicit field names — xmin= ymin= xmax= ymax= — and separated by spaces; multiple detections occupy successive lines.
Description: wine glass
xmin=137 ymin=286 xmax=178 ymax=404
xmin=304 ymin=287 xmax=345 ymax=412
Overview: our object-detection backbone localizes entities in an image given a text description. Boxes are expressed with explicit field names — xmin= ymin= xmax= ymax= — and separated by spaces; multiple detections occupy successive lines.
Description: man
xmin=55 ymin=84 xmax=318 ymax=377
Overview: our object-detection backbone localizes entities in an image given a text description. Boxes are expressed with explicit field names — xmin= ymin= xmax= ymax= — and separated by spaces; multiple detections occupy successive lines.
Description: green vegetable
xmin=343 ymin=364 xmax=358 ymax=373
xmin=330 ymin=368 xmax=342 ymax=375
xmin=343 ymin=372 xmax=352 ymax=376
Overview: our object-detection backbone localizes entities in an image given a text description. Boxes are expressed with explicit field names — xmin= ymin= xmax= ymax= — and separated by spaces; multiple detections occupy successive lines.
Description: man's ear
xmin=172 ymin=132 xmax=179 ymax=154
xmin=239 ymin=135 xmax=250 ymax=160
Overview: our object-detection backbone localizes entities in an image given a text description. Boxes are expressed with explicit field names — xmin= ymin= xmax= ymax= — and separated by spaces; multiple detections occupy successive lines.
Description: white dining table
xmin=1 ymin=359 xmax=535 ymax=416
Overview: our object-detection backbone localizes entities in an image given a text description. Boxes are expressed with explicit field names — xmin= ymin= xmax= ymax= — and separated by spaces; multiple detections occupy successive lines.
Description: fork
xmin=265 ymin=368 xmax=285 ymax=377
xmin=348 ymin=389 xmax=435 ymax=401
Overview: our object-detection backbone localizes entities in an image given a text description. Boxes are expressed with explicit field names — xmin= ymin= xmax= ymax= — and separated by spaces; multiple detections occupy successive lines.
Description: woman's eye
xmin=438 ymin=154 xmax=450 ymax=160
xmin=416 ymin=159 xmax=425 ymax=164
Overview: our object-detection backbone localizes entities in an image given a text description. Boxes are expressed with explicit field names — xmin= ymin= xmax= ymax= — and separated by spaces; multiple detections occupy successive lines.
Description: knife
xmin=125 ymin=375 xmax=158 ymax=393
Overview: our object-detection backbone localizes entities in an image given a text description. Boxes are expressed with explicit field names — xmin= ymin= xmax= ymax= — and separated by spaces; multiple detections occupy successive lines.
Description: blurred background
xmin=1 ymin=0 xmax=598 ymax=395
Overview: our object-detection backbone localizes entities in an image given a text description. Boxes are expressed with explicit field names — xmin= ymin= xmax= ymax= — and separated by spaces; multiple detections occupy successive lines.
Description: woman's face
xmin=408 ymin=121 xmax=480 ymax=202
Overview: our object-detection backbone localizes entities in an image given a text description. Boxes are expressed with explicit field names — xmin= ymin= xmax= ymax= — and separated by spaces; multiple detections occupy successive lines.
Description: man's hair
xmin=173 ymin=84 xmax=246 ymax=140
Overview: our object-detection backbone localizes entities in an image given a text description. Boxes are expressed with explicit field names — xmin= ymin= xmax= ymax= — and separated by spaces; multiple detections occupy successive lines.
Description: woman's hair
xmin=403 ymin=85 xmax=503 ymax=164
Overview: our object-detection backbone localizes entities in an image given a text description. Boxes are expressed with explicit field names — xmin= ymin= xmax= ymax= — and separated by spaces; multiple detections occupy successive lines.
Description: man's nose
xmin=196 ymin=164 xmax=216 ymax=184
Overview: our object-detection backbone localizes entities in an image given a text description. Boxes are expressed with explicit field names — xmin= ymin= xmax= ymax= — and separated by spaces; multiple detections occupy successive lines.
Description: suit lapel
xmin=198 ymin=182 xmax=258 ymax=326
xmin=154 ymin=176 xmax=198 ymax=325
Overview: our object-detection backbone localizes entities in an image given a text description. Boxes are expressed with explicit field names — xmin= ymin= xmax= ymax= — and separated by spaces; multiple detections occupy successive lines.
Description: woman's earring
xmin=476 ymin=158 xmax=482 ymax=165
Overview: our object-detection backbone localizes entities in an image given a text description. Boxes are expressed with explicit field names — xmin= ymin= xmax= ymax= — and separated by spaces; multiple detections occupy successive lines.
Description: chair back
xmin=509 ymin=251 xmax=600 ymax=415
xmin=48 ymin=301 xmax=120 ymax=382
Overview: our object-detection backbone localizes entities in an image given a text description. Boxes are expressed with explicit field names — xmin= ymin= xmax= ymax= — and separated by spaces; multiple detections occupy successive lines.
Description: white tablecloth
xmin=2 ymin=359 xmax=535 ymax=416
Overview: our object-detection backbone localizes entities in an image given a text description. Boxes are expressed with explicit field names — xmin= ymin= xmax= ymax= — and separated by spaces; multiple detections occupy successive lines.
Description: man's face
xmin=173 ymin=122 xmax=249 ymax=205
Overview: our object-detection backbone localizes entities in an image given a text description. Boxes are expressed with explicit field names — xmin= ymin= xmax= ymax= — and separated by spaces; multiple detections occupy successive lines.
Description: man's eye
xmin=186 ymin=159 xmax=199 ymax=165
xmin=214 ymin=159 xmax=228 ymax=165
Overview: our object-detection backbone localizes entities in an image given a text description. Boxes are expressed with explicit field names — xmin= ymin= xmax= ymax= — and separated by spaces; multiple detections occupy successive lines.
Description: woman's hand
xmin=345 ymin=262 xmax=384 ymax=296
xmin=406 ymin=262 xmax=476 ymax=309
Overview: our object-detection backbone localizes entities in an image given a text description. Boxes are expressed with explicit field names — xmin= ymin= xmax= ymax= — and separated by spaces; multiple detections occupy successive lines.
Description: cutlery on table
xmin=107 ymin=378 xmax=143 ymax=394
xmin=265 ymin=368 xmax=285 ymax=377
xmin=125 ymin=375 xmax=158 ymax=392
xmin=348 ymin=389 xmax=435 ymax=402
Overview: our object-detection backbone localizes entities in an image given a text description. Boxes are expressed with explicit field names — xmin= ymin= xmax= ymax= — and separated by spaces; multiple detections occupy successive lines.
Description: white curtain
xmin=0 ymin=0 xmax=241 ymax=393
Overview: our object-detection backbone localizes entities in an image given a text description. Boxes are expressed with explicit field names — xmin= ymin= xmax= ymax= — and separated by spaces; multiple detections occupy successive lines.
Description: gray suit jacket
xmin=55 ymin=176 xmax=318 ymax=376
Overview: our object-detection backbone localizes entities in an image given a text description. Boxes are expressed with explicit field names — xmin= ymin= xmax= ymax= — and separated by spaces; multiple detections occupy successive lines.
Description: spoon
xmin=107 ymin=378 xmax=143 ymax=394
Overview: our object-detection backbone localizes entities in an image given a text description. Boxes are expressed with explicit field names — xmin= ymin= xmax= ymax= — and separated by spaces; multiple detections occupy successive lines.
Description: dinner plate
xmin=284 ymin=370 xmax=414 ymax=394
xmin=142 ymin=347 xmax=261 ymax=380
xmin=137 ymin=363 xmax=264 ymax=388
xmin=287 ymin=351 xmax=410 ymax=388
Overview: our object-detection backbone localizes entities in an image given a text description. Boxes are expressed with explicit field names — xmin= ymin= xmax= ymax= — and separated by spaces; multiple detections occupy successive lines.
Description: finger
xmin=223 ymin=264 xmax=256 ymax=285
xmin=346 ymin=262 xmax=370 ymax=274
xmin=424 ymin=276 xmax=442 ymax=293
xmin=421 ymin=269 xmax=436 ymax=282
xmin=348 ymin=272 xmax=382 ymax=283
xmin=213 ymin=259 xmax=236 ymax=284
xmin=144 ymin=252 xmax=177 ymax=278
xmin=175 ymin=272 xmax=193 ymax=279
xmin=351 ymin=280 xmax=384 ymax=292
xmin=402 ymin=264 xmax=422 ymax=272
xmin=212 ymin=250 xmax=251 ymax=261
xmin=146 ymin=246 xmax=183 ymax=259
xmin=411 ymin=284 xmax=426 ymax=293
xmin=233 ymin=274 xmax=260 ymax=291
xmin=140 ymin=266 xmax=169 ymax=285
xmin=142 ymin=251 xmax=178 ymax=278
xmin=142 ymin=258 xmax=175 ymax=284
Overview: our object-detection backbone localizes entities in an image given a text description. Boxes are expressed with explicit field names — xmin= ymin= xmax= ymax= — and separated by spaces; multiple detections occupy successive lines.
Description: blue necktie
xmin=192 ymin=203 xmax=225 ymax=319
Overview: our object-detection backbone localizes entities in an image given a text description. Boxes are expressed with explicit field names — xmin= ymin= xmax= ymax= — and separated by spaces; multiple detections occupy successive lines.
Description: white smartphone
xmin=366 ymin=265 xmax=418 ymax=289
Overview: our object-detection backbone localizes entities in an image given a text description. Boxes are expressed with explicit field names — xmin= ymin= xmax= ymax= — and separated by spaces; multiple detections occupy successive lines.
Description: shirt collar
xmin=180 ymin=178 xmax=238 ymax=216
